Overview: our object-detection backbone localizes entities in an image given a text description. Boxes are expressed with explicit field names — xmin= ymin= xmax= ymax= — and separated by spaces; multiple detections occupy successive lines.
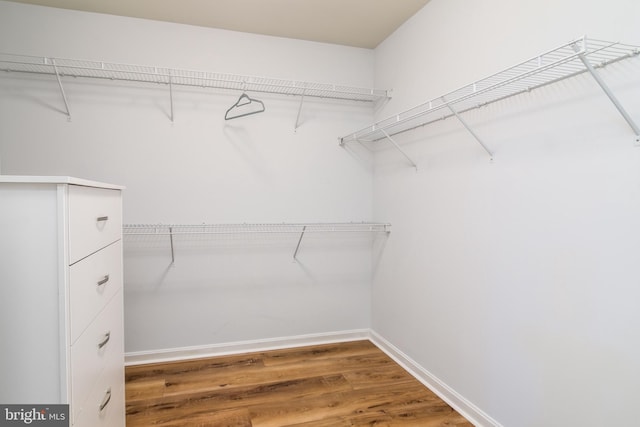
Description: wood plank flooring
xmin=125 ymin=340 xmax=473 ymax=426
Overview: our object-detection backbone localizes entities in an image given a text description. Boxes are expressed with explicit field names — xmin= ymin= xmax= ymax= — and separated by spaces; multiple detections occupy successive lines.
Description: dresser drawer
xmin=68 ymin=185 xmax=122 ymax=265
xmin=72 ymin=363 xmax=125 ymax=427
xmin=71 ymin=292 xmax=124 ymax=422
xmin=69 ymin=241 xmax=122 ymax=342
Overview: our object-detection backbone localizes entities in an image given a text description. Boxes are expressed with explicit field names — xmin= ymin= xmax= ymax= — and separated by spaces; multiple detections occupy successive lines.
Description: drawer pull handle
xmin=99 ymin=388 xmax=112 ymax=412
xmin=98 ymin=331 xmax=111 ymax=349
xmin=97 ymin=275 xmax=110 ymax=287
xmin=97 ymin=216 xmax=109 ymax=222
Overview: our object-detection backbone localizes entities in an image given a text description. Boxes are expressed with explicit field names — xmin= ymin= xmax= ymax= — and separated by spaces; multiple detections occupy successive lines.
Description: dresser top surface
xmin=0 ymin=175 xmax=124 ymax=190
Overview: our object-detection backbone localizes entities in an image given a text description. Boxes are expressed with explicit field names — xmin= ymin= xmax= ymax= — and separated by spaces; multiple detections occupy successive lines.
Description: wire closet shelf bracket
xmin=339 ymin=36 xmax=640 ymax=168
xmin=0 ymin=53 xmax=390 ymax=124
xmin=122 ymin=222 xmax=392 ymax=263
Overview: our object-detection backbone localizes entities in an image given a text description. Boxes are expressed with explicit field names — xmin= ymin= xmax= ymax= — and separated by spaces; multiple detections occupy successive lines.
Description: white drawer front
xmin=68 ymin=185 xmax=122 ymax=265
xmin=69 ymin=241 xmax=122 ymax=342
xmin=72 ymin=366 xmax=125 ymax=427
xmin=71 ymin=292 xmax=124 ymax=422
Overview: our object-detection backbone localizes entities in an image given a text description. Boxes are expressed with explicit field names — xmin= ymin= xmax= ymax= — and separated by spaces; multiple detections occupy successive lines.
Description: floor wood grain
xmin=125 ymin=340 xmax=473 ymax=426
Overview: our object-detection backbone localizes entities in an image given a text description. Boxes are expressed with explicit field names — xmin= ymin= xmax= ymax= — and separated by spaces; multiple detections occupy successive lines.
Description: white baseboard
xmin=369 ymin=330 xmax=503 ymax=427
xmin=124 ymin=329 xmax=370 ymax=366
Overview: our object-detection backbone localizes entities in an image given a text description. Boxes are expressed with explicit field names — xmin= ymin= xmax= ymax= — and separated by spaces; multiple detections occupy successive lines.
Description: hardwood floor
xmin=125 ymin=340 xmax=473 ymax=426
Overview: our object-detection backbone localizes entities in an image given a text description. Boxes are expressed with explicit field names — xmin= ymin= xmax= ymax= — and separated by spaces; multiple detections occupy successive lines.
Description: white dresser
xmin=0 ymin=176 xmax=125 ymax=427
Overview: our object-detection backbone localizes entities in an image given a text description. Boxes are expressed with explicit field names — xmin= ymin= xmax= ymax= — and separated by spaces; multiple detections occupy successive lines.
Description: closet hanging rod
xmin=375 ymin=63 xmax=624 ymax=142
xmin=340 ymin=37 xmax=640 ymax=145
xmin=0 ymin=53 xmax=390 ymax=103
xmin=123 ymin=222 xmax=392 ymax=236
xmin=123 ymin=223 xmax=391 ymax=262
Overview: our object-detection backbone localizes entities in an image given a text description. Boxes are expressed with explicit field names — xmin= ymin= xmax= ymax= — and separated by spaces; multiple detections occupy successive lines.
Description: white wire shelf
xmin=123 ymin=222 xmax=391 ymax=262
xmin=340 ymin=37 xmax=640 ymax=150
xmin=0 ymin=53 xmax=389 ymax=103
xmin=123 ymin=222 xmax=391 ymax=235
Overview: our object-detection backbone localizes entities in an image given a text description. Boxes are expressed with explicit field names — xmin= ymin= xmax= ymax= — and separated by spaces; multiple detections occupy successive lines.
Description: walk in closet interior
xmin=1 ymin=1 xmax=639 ymax=426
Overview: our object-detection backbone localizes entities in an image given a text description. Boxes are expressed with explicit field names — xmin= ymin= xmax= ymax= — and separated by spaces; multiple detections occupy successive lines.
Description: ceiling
xmin=6 ymin=0 xmax=431 ymax=49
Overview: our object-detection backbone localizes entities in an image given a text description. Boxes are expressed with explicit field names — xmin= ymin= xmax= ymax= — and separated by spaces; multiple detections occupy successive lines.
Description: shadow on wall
xmin=123 ymin=229 xmax=389 ymax=292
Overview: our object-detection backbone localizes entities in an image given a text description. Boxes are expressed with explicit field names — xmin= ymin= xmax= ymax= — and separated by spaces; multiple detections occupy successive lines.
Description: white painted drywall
xmin=4 ymin=1 xmax=639 ymax=424
xmin=372 ymin=0 xmax=640 ymax=426
xmin=0 ymin=1 xmax=378 ymax=353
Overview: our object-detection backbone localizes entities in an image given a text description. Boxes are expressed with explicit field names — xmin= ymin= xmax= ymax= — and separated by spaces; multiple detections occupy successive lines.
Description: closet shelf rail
xmin=0 ymin=53 xmax=390 ymax=122
xmin=0 ymin=53 xmax=389 ymax=102
xmin=339 ymin=36 xmax=640 ymax=162
xmin=123 ymin=222 xmax=391 ymax=262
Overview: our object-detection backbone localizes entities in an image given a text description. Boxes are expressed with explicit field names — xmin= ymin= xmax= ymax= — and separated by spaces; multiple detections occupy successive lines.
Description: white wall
xmin=0 ymin=1 xmax=378 ymax=353
xmin=4 ymin=1 xmax=640 ymax=424
xmin=373 ymin=0 xmax=640 ymax=426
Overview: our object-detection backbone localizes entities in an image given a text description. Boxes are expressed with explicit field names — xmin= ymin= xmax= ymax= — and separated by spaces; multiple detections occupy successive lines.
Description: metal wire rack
xmin=339 ymin=36 xmax=640 ymax=166
xmin=123 ymin=222 xmax=391 ymax=262
xmin=0 ymin=53 xmax=390 ymax=122
xmin=0 ymin=53 xmax=388 ymax=102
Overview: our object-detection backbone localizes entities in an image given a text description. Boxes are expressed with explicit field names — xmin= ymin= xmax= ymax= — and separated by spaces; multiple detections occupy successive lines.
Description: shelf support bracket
xmin=442 ymin=97 xmax=493 ymax=160
xmin=50 ymin=59 xmax=71 ymax=121
xmin=168 ymin=74 xmax=175 ymax=122
xmin=379 ymin=129 xmax=418 ymax=170
xmin=574 ymin=46 xmax=640 ymax=142
xmin=293 ymin=225 xmax=307 ymax=261
xmin=295 ymin=92 xmax=305 ymax=132
xmin=168 ymin=226 xmax=175 ymax=264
